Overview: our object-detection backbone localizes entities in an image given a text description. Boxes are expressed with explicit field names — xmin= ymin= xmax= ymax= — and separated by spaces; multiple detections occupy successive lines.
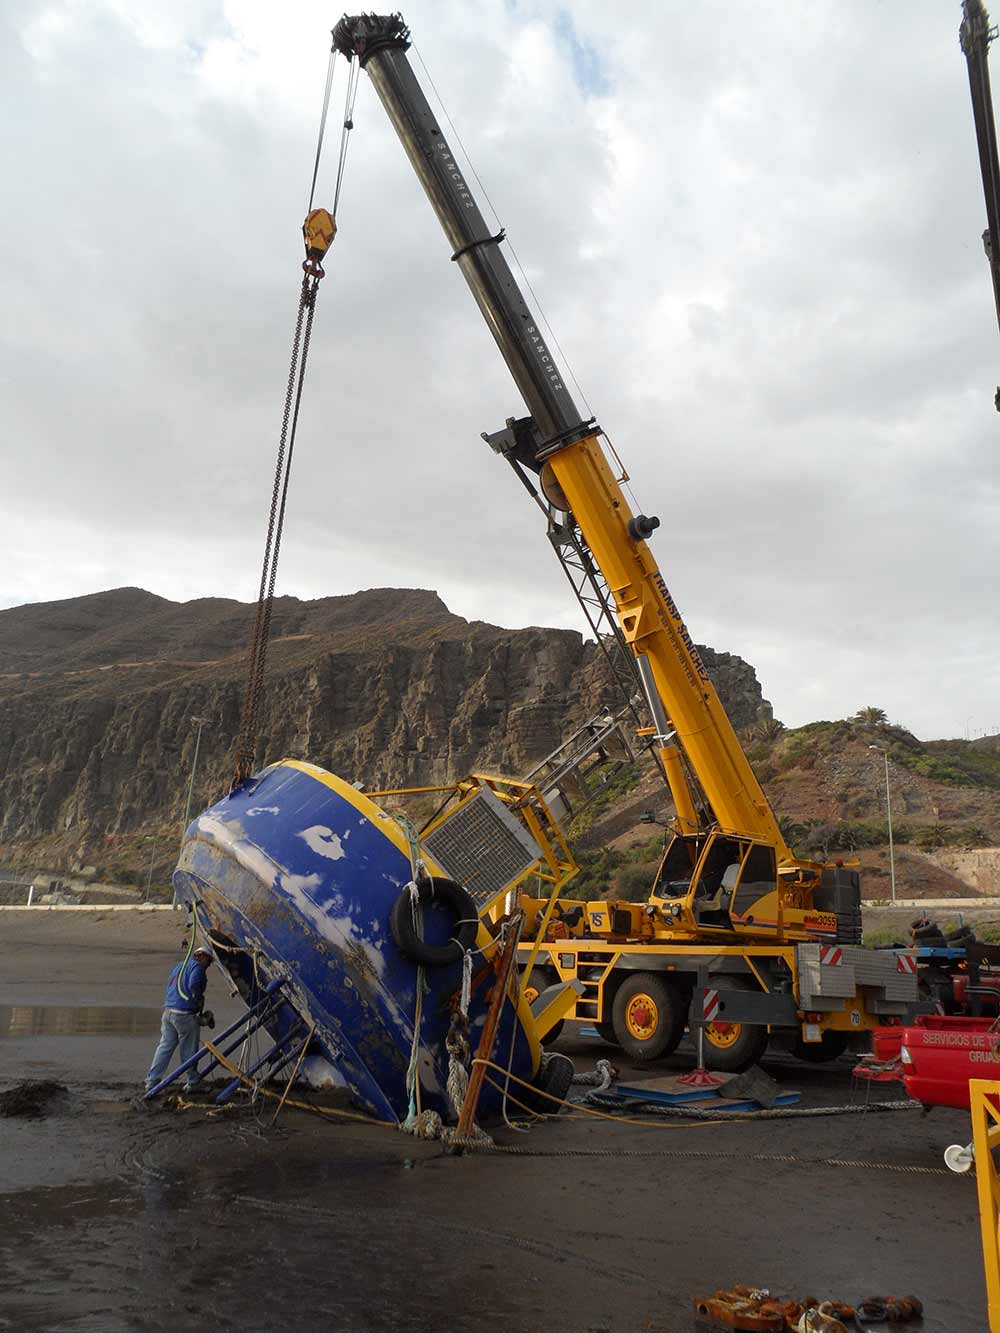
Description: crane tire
xmin=520 ymin=967 xmax=564 ymax=1043
xmin=611 ymin=973 xmax=685 ymax=1062
xmin=389 ymin=877 xmax=478 ymax=968
xmin=701 ymin=1019 xmax=769 ymax=1073
xmin=700 ymin=977 xmax=769 ymax=1073
xmin=945 ymin=927 xmax=974 ymax=945
xmin=912 ymin=923 xmax=944 ymax=942
xmin=519 ymin=1051 xmax=575 ymax=1114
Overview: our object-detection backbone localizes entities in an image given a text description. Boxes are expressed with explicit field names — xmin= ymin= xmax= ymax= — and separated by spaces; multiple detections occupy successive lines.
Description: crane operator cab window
xmin=691 ymin=835 xmax=746 ymax=926
xmin=652 ymin=833 xmax=749 ymax=930
xmin=654 ymin=834 xmax=704 ymax=900
xmin=730 ymin=843 xmax=778 ymax=928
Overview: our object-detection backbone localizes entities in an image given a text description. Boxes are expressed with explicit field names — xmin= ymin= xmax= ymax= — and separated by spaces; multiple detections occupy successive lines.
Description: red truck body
xmin=898 ymin=1014 xmax=1000 ymax=1111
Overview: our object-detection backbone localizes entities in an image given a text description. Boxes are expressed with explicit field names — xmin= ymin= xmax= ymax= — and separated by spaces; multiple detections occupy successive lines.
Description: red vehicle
xmin=899 ymin=1014 xmax=1000 ymax=1111
xmin=915 ymin=941 xmax=1000 ymax=1017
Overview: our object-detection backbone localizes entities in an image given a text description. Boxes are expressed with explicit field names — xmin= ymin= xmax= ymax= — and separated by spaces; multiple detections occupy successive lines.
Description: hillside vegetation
xmin=2 ymin=588 xmax=995 ymax=901
xmin=564 ymin=711 xmax=1000 ymax=902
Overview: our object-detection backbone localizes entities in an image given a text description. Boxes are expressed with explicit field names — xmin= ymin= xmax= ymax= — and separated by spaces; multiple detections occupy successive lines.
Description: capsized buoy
xmin=174 ymin=759 xmax=543 ymax=1122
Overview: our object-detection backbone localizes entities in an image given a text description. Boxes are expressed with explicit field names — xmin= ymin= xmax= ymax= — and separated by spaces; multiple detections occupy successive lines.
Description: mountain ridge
xmin=5 ymin=586 xmax=994 ymax=899
xmin=0 ymin=584 xmax=771 ymax=884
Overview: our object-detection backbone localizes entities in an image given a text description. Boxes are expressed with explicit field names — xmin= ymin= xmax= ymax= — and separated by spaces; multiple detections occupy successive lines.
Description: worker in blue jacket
xmin=145 ymin=946 xmax=214 ymax=1093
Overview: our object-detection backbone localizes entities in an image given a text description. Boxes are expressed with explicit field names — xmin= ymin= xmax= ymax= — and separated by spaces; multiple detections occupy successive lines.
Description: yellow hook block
xmin=303 ymin=208 xmax=336 ymax=258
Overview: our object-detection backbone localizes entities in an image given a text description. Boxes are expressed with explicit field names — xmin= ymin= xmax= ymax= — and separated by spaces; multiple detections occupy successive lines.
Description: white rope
xmin=396 ymin=814 xmax=430 ymax=1137
xmin=571 ymin=1057 xmax=616 ymax=1092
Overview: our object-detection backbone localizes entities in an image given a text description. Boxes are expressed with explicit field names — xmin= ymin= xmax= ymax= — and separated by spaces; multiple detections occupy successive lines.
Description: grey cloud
xmin=2 ymin=0 xmax=997 ymax=739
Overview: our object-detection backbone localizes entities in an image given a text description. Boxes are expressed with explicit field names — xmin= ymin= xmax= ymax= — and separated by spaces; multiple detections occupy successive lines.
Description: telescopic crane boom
xmin=331 ymin=13 xmax=790 ymax=861
xmin=960 ymin=0 xmax=1000 ymax=408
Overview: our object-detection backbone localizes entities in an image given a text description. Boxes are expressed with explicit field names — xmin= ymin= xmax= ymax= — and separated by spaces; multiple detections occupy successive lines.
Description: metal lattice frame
xmin=547 ymin=513 xmax=645 ymax=721
xmin=545 ymin=507 xmax=711 ymax=818
xmin=422 ymin=786 xmax=543 ymax=909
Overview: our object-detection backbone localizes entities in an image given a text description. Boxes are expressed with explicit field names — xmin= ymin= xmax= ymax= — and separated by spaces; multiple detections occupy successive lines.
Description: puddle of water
xmin=0 ymin=1005 xmax=162 ymax=1039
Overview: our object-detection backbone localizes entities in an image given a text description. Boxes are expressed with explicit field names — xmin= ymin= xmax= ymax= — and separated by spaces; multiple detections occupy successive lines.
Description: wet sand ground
xmin=0 ymin=911 xmax=986 ymax=1332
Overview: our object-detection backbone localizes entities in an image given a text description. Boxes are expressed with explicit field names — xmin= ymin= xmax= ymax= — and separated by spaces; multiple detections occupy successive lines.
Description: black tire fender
xmin=389 ymin=876 xmax=479 ymax=968
xmin=521 ymin=1051 xmax=575 ymax=1114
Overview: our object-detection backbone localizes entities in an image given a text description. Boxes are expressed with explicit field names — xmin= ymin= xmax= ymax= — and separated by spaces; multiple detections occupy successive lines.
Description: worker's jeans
xmin=146 ymin=1010 xmax=202 ymax=1091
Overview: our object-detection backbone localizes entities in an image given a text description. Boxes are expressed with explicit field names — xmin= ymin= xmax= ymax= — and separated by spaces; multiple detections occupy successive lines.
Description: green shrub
xmin=561 ymin=846 xmax=622 ymax=901
xmin=616 ymin=862 xmax=657 ymax=899
xmin=912 ymin=823 xmax=993 ymax=850
xmin=566 ymin=762 xmax=642 ymax=840
xmin=863 ymin=926 xmax=907 ymax=948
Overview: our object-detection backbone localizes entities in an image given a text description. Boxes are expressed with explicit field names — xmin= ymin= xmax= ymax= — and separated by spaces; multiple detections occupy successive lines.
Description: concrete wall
xmin=864 ymin=900 xmax=1000 ymax=938
xmin=924 ymin=848 xmax=1000 ymax=896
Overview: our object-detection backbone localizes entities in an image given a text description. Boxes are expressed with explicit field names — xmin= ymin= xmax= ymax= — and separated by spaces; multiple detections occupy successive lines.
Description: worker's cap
xmin=193 ymin=946 xmax=213 ymax=960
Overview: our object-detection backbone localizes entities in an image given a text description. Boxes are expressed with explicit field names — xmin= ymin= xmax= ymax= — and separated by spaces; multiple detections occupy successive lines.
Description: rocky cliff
xmin=0 ymin=586 xmax=771 ymax=883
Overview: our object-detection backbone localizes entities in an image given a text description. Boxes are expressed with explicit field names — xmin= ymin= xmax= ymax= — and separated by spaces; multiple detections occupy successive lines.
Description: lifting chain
xmin=231 ymin=49 xmax=359 ymax=790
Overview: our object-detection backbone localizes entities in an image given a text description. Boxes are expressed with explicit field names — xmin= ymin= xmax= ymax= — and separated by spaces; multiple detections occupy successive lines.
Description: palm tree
xmin=853 ymin=706 xmax=887 ymax=726
xmin=755 ymin=717 xmax=786 ymax=742
xmin=746 ymin=717 xmax=786 ymax=744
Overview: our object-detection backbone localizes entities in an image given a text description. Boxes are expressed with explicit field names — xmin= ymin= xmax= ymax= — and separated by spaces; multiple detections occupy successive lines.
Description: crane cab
xmin=648 ymin=832 xmax=780 ymax=940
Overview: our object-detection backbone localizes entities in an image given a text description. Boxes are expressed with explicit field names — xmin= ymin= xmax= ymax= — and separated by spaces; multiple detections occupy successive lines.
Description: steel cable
xmin=233 ymin=54 xmax=358 ymax=788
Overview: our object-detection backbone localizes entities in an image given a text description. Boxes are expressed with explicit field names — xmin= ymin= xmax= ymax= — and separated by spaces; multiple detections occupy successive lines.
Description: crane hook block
xmin=303 ymin=208 xmax=337 ymax=259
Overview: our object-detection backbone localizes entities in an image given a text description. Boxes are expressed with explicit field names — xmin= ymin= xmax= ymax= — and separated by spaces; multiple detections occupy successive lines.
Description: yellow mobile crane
xmin=328 ymin=14 xmax=918 ymax=1071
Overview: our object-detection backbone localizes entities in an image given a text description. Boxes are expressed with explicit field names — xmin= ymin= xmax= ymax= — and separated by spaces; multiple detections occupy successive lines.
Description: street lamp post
xmin=869 ymin=744 xmax=896 ymax=903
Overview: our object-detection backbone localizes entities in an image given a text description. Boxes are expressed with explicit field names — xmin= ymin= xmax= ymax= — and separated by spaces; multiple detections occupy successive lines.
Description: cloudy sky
xmin=4 ymin=0 xmax=999 ymax=739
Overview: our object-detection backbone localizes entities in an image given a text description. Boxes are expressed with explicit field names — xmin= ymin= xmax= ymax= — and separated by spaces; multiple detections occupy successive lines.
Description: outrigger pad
xmin=715 ymin=1065 xmax=780 ymax=1109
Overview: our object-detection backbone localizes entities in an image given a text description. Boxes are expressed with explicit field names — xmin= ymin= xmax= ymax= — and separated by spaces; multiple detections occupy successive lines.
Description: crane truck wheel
xmin=611 ymin=973 xmax=685 ymax=1062
xmin=701 ymin=1016 xmax=769 ymax=1073
xmin=699 ymin=978 xmax=769 ymax=1072
xmin=520 ymin=967 xmax=564 ymax=1043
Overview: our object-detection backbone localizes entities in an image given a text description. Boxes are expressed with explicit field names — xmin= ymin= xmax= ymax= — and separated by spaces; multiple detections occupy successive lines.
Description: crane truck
xmin=327 ymin=13 xmax=919 ymax=1072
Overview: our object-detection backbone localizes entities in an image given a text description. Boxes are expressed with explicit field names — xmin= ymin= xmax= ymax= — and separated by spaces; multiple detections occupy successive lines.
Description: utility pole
xmin=175 ymin=716 xmax=208 ymax=906
xmin=869 ymin=745 xmax=896 ymax=903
